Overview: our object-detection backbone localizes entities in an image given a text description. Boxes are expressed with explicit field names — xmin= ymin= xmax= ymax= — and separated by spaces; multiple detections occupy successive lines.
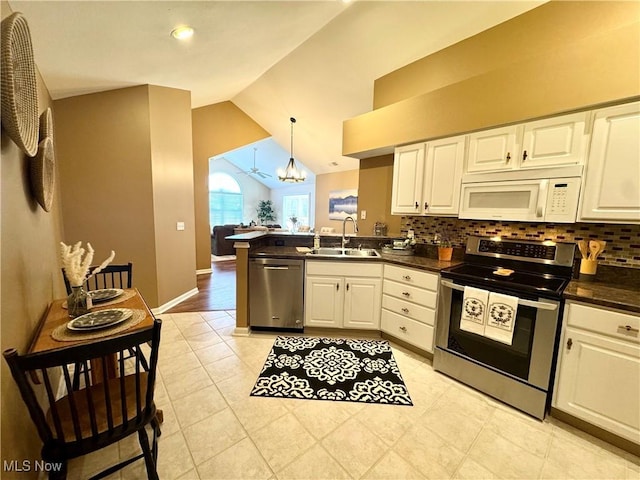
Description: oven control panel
xmin=478 ymin=239 xmax=556 ymax=260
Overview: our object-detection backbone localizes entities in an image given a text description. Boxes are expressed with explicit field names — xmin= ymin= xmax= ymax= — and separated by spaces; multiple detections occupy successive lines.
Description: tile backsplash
xmin=402 ymin=217 xmax=640 ymax=269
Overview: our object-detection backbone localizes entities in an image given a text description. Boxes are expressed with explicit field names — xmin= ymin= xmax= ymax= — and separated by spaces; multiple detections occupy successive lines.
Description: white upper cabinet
xmin=392 ymin=136 xmax=464 ymax=216
xmin=467 ymin=126 xmax=518 ymax=173
xmin=391 ymin=143 xmax=425 ymax=215
xmin=422 ymin=135 xmax=465 ymax=216
xmin=520 ymin=112 xmax=588 ymax=168
xmin=579 ymin=101 xmax=640 ymax=223
xmin=466 ymin=113 xmax=588 ymax=173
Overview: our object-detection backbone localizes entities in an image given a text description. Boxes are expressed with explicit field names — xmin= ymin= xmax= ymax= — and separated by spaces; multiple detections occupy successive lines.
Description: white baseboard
xmin=196 ymin=268 xmax=212 ymax=275
xmin=152 ymin=288 xmax=199 ymax=315
xmin=232 ymin=327 xmax=250 ymax=337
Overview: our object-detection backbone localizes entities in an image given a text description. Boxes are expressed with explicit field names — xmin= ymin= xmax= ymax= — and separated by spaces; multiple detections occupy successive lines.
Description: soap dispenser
xmin=314 ymin=232 xmax=320 ymax=250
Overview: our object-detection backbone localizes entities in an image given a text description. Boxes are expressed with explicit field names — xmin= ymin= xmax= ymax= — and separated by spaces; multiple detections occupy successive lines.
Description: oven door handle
xmin=439 ymin=279 xmax=558 ymax=311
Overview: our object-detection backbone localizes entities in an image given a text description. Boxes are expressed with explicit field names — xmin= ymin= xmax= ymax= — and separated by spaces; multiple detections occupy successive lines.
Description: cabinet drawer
xmin=384 ymin=264 xmax=438 ymax=291
xmin=566 ymin=302 xmax=640 ymax=344
xmin=306 ymin=261 xmax=382 ymax=277
xmin=383 ymin=279 xmax=436 ymax=308
xmin=381 ymin=309 xmax=434 ymax=352
xmin=382 ymin=294 xmax=435 ymax=326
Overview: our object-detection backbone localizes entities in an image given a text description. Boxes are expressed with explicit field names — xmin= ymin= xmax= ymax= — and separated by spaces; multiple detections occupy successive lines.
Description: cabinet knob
xmin=402 ymin=275 xmax=411 ymax=281
xmin=522 ymin=150 xmax=528 ymax=161
xmin=506 ymin=152 xmax=511 ymax=162
xmin=401 ymin=308 xmax=409 ymax=314
xmin=567 ymin=338 xmax=573 ymax=350
xmin=402 ymin=291 xmax=411 ymax=297
xmin=399 ymin=326 xmax=407 ymax=332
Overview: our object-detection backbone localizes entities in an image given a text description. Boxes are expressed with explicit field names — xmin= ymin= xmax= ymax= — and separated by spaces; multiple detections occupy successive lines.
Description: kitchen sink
xmin=307 ymin=247 xmax=381 ymax=258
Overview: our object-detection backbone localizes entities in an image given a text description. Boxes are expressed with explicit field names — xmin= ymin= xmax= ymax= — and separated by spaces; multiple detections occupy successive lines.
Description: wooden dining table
xmin=29 ymin=288 xmax=157 ymax=381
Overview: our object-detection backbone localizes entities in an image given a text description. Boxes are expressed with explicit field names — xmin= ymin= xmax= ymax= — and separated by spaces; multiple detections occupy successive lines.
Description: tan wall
xmin=314 ymin=169 xmax=360 ymax=232
xmin=192 ymin=101 xmax=270 ymax=270
xmin=1 ymin=3 xmax=66 ymax=475
xmin=358 ymin=154 xmax=402 ymax=237
xmin=55 ymin=85 xmax=196 ymax=308
xmin=55 ymin=86 xmax=160 ymax=304
xmin=373 ymin=1 xmax=640 ymax=109
xmin=148 ymin=86 xmax=197 ymax=305
xmin=344 ymin=1 xmax=640 ymax=157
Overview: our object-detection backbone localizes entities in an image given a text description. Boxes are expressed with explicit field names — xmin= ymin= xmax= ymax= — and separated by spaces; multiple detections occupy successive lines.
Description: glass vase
xmin=67 ymin=285 xmax=91 ymax=318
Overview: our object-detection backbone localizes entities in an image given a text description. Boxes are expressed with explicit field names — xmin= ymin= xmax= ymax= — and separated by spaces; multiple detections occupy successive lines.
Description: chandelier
xmin=278 ymin=117 xmax=306 ymax=183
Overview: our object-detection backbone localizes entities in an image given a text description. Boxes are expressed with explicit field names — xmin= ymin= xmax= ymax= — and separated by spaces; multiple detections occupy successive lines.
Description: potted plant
xmin=436 ymin=228 xmax=454 ymax=261
xmin=256 ymin=200 xmax=276 ymax=225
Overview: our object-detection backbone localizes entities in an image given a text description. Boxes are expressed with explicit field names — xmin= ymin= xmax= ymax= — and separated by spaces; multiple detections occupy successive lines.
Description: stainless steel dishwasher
xmin=249 ymin=258 xmax=304 ymax=331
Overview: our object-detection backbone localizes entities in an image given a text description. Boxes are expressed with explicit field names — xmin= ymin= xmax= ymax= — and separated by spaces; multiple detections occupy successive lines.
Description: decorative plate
xmin=67 ymin=308 xmax=133 ymax=331
xmin=30 ymin=136 xmax=55 ymax=212
xmin=88 ymin=288 xmax=124 ymax=303
xmin=1 ymin=12 xmax=39 ymax=156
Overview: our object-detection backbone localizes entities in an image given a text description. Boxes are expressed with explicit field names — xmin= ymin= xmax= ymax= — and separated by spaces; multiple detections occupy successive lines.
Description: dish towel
xmin=485 ymin=292 xmax=519 ymax=345
xmin=460 ymin=286 xmax=489 ymax=336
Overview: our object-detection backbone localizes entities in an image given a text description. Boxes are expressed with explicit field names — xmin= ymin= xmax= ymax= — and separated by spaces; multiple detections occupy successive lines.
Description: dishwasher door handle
xmin=263 ymin=266 xmax=290 ymax=270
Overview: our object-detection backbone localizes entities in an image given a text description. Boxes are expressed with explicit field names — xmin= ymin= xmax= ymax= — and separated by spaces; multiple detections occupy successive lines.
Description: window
xmin=209 ymin=173 xmax=243 ymax=226
xmin=283 ymin=194 xmax=310 ymax=228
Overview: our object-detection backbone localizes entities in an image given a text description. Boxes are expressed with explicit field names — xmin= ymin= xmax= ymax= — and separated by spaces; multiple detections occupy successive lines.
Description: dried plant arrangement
xmin=60 ymin=241 xmax=115 ymax=287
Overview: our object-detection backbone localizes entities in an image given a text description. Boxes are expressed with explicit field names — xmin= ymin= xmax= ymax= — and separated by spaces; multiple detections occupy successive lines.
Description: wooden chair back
xmin=62 ymin=262 xmax=133 ymax=295
xmin=3 ymin=319 xmax=162 ymax=479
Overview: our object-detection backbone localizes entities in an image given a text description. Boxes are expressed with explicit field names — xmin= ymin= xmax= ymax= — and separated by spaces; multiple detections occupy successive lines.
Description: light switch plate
xmin=360 ymin=210 xmax=366 ymax=220
xmin=177 ymin=222 xmax=185 ymax=231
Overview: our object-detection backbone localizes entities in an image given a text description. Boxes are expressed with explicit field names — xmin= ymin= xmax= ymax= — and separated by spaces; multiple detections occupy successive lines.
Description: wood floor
xmin=167 ymin=259 xmax=236 ymax=313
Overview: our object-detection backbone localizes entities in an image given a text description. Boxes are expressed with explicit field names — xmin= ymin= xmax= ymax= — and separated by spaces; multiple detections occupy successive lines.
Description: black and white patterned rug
xmin=250 ymin=336 xmax=412 ymax=406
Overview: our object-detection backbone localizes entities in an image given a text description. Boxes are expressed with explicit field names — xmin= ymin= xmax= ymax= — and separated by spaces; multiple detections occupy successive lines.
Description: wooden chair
xmin=61 ymin=262 xmax=141 ymax=390
xmin=3 ymin=319 xmax=162 ymax=480
xmin=62 ymin=262 xmax=133 ymax=295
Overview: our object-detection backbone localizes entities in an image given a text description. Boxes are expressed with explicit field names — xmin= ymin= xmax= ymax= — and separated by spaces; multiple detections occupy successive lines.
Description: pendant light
xmin=278 ymin=117 xmax=306 ymax=182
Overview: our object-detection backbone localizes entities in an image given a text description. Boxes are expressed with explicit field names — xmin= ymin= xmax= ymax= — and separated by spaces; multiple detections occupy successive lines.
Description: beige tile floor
xmin=67 ymin=311 xmax=640 ymax=480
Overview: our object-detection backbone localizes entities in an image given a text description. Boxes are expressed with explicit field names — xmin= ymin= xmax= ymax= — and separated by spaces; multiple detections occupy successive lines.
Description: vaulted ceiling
xmin=10 ymin=0 xmax=544 ymax=185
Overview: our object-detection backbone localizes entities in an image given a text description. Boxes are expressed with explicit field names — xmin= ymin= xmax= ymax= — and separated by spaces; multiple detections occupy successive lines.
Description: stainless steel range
xmin=434 ymin=236 xmax=575 ymax=420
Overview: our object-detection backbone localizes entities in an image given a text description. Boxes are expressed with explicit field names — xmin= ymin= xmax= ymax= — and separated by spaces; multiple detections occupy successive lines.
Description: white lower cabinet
xmin=305 ymin=261 xmax=382 ymax=330
xmin=553 ymin=302 xmax=640 ymax=444
xmin=381 ymin=264 xmax=438 ymax=352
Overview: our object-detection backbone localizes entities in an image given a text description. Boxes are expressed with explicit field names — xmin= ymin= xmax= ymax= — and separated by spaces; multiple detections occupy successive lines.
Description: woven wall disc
xmin=1 ymin=12 xmax=39 ymax=157
xmin=30 ymin=136 xmax=55 ymax=212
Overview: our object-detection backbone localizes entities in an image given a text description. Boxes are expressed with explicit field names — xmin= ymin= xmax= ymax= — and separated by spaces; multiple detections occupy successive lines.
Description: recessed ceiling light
xmin=171 ymin=26 xmax=194 ymax=40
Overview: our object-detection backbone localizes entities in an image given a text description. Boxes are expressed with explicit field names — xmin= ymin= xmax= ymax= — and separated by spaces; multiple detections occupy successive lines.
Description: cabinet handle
xmin=401 ymin=308 xmax=409 ymax=314
xmin=402 ymin=291 xmax=411 ymax=297
xmin=399 ymin=326 xmax=407 ymax=332
xmin=424 ymin=202 xmax=429 ymax=210
xmin=414 ymin=201 xmax=419 ymax=209
xmin=403 ymin=275 xmax=411 ymax=281
xmin=346 ymin=283 xmax=350 ymax=291
xmin=506 ymin=152 xmax=511 ymax=162
xmin=522 ymin=150 xmax=528 ymax=161
xmin=618 ymin=325 xmax=639 ymax=337
xmin=567 ymin=338 xmax=573 ymax=350
xmin=336 ymin=283 xmax=339 ymax=291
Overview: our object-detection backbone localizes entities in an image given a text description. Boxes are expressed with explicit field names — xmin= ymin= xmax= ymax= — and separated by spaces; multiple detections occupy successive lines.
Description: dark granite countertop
xmin=564 ymin=280 xmax=640 ymax=314
xmin=249 ymin=246 xmax=462 ymax=273
xmin=248 ymin=244 xmax=639 ymax=314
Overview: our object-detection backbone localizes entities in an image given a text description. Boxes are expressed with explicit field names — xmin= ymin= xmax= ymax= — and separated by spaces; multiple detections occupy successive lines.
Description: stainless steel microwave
xmin=459 ymin=176 xmax=581 ymax=222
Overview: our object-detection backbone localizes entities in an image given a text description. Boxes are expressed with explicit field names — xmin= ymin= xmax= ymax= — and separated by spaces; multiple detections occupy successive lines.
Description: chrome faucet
xmin=341 ymin=216 xmax=358 ymax=248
